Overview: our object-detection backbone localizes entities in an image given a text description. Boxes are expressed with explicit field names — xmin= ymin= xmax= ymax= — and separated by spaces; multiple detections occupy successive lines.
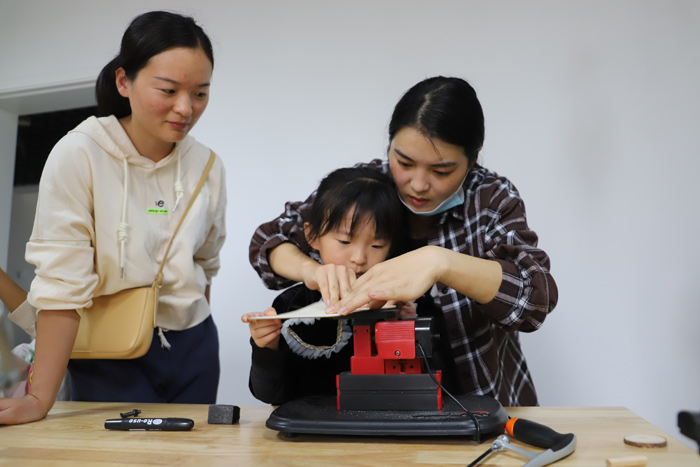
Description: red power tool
xmin=265 ymin=308 xmax=510 ymax=439
xmin=335 ymin=311 xmax=443 ymax=411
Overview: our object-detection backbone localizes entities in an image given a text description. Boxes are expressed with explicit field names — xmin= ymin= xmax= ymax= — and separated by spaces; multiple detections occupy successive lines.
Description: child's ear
xmin=303 ymin=222 xmax=319 ymax=250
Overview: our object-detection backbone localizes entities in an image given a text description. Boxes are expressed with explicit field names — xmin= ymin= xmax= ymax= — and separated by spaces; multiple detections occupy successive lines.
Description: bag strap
xmin=155 ymin=150 xmax=217 ymax=287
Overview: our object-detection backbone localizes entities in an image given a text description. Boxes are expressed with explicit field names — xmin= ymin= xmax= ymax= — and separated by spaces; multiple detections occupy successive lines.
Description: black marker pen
xmin=105 ymin=417 xmax=194 ymax=431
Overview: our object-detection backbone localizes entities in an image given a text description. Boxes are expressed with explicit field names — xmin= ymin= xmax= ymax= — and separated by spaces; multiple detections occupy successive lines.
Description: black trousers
xmin=68 ymin=315 xmax=220 ymax=404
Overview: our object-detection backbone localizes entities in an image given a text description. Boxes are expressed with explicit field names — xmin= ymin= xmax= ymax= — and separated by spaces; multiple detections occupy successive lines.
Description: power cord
xmin=417 ymin=342 xmax=482 ymax=442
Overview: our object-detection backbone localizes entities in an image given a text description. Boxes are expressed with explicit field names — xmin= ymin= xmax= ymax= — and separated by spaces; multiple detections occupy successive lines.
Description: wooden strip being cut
xmin=623 ymin=434 xmax=667 ymax=448
xmin=248 ymin=301 xmax=397 ymax=320
xmin=606 ymin=455 xmax=648 ymax=466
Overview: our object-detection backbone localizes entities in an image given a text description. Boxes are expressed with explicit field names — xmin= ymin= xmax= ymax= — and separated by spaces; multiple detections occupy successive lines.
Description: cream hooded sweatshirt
xmin=24 ymin=116 xmax=226 ymax=332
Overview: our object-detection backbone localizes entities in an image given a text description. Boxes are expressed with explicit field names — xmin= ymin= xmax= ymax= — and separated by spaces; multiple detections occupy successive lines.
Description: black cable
xmin=417 ymin=342 xmax=481 ymax=442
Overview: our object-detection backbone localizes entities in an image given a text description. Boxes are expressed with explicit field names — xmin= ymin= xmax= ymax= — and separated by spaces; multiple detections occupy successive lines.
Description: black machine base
xmin=266 ymin=394 xmax=508 ymax=442
xmin=337 ymin=372 xmax=441 ymax=410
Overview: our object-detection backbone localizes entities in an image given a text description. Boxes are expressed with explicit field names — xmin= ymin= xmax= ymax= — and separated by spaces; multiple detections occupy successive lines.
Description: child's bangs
xmin=329 ymin=184 xmax=400 ymax=242
xmin=306 ymin=168 xmax=403 ymax=246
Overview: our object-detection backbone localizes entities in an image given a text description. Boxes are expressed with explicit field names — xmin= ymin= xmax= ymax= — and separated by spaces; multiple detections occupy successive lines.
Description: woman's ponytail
xmin=95 ymin=57 xmax=131 ymax=118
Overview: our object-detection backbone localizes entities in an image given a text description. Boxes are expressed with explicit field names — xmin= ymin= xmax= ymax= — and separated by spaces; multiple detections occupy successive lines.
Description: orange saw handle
xmin=506 ymin=418 xmax=575 ymax=451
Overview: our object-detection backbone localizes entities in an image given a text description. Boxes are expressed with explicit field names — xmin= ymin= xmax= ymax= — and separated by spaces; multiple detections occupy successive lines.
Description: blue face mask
xmin=399 ymin=177 xmax=466 ymax=217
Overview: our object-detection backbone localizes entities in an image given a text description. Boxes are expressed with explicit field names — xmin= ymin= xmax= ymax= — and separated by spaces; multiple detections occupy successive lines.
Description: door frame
xmin=0 ymin=79 xmax=94 ymax=269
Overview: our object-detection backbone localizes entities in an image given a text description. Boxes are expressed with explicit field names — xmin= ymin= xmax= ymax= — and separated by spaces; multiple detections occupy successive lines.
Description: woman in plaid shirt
xmin=249 ymin=76 xmax=558 ymax=406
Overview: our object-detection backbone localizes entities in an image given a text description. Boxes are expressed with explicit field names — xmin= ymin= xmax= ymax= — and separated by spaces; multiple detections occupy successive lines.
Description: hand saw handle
xmin=506 ymin=418 xmax=575 ymax=451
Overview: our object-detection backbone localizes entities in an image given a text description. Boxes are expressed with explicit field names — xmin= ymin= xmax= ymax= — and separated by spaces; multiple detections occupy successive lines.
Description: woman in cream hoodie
xmin=0 ymin=10 xmax=226 ymax=425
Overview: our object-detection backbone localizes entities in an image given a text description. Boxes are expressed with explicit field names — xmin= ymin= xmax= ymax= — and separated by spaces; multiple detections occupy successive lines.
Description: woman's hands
xmin=392 ymin=300 xmax=417 ymax=319
xmin=241 ymin=308 xmax=282 ymax=351
xmin=0 ymin=309 xmax=79 ymax=426
xmin=0 ymin=393 xmax=53 ymax=425
xmin=327 ymin=245 xmax=503 ymax=316
xmin=328 ymin=246 xmax=444 ymax=315
xmin=269 ymin=243 xmax=502 ymax=317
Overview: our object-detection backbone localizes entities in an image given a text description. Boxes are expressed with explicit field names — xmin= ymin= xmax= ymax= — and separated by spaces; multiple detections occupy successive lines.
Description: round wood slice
xmin=623 ymin=434 xmax=667 ymax=448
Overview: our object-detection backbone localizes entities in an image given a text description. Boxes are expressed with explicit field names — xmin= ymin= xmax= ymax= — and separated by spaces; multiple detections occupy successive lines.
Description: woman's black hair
xmin=95 ymin=10 xmax=214 ymax=118
xmin=388 ymin=76 xmax=484 ymax=165
xmin=306 ymin=167 xmax=405 ymax=255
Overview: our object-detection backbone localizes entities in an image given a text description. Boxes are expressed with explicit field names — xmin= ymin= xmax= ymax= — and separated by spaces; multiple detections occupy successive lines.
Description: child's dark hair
xmin=306 ymin=167 xmax=404 ymax=254
xmin=96 ymin=10 xmax=214 ymax=118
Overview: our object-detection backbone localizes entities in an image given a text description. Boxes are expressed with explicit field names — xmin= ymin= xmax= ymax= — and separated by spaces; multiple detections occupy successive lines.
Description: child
xmin=1 ymin=268 xmax=71 ymax=400
xmin=0 ymin=268 xmax=28 ymax=321
xmin=242 ymin=167 xmax=411 ymax=405
xmin=0 ymin=267 xmax=31 ymax=397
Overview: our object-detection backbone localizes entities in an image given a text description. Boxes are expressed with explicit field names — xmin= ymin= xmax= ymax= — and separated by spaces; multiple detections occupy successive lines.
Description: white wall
xmin=1 ymin=0 xmax=698 ymax=449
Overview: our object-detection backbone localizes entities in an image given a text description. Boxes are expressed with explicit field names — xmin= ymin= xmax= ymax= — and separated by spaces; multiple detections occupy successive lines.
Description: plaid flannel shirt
xmin=249 ymin=159 xmax=558 ymax=406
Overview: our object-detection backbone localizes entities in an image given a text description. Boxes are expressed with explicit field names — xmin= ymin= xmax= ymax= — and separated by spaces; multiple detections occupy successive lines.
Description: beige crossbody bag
xmin=70 ymin=151 xmax=216 ymax=359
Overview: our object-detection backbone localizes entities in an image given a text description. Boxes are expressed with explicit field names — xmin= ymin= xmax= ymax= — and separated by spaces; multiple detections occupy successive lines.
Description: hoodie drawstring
xmin=157 ymin=327 xmax=172 ymax=350
xmin=118 ymin=158 xmax=129 ymax=278
xmin=118 ymin=147 xmax=183 ymax=277
xmin=117 ymin=149 xmax=182 ymax=352
xmin=157 ymin=148 xmax=180 ymax=351
xmin=172 ymin=148 xmax=183 ymax=212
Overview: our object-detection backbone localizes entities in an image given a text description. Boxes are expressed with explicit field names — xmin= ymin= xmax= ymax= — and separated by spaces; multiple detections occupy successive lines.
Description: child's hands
xmin=300 ymin=263 xmax=357 ymax=308
xmin=241 ymin=308 xmax=282 ymax=351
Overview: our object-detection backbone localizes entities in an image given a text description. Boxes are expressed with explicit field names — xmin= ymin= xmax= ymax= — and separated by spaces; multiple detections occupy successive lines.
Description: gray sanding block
xmin=207 ymin=404 xmax=240 ymax=424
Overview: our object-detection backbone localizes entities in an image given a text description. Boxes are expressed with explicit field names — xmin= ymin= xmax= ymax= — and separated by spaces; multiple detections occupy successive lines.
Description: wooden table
xmin=0 ymin=402 xmax=697 ymax=466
